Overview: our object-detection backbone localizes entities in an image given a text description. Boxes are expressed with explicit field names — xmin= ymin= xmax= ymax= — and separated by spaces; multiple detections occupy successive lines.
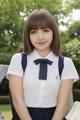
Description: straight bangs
xmin=27 ymin=13 xmax=53 ymax=33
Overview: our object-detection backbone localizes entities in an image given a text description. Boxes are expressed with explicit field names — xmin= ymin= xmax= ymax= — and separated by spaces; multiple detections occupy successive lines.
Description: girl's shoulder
xmin=11 ymin=52 xmax=29 ymax=64
xmin=12 ymin=52 xmax=21 ymax=58
xmin=63 ymin=56 xmax=73 ymax=64
xmin=11 ymin=52 xmax=22 ymax=59
xmin=10 ymin=53 xmax=22 ymax=63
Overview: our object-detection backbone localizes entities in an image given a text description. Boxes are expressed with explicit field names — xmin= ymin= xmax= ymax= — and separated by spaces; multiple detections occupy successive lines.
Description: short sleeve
xmin=6 ymin=53 xmax=23 ymax=79
xmin=61 ymin=57 xmax=79 ymax=82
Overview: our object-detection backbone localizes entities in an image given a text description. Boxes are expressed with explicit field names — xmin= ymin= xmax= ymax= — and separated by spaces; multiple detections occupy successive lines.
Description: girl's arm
xmin=9 ymin=75 xmax=32 ymax=120
xmin=52 ymin=79 xmax=73 ymax=120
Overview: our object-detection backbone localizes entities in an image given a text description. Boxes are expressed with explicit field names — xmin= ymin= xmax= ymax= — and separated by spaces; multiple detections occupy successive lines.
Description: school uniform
xmin=7 ymin=49 xmax=79 ymax=120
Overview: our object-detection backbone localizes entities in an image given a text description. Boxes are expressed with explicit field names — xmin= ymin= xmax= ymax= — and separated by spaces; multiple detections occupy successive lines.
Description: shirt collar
xmin=31 ymin=49 xmax=58 ymax=62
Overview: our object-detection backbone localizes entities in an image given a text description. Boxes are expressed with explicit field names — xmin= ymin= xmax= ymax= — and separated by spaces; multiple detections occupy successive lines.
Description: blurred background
xmin=0 ymin=0 xmax=80 ymax=119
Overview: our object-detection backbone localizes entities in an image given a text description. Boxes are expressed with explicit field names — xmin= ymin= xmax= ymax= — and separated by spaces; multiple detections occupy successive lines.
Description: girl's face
xmin=30 ymin=27 xmax=53 ymax=54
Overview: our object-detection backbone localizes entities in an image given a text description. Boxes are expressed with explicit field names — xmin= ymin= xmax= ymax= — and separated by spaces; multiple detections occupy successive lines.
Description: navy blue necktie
xmin=34 ymin=59 xmax=53 ymax=80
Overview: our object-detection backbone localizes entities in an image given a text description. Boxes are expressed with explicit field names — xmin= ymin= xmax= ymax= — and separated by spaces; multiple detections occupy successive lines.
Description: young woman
xmin=7 ymin=9 xmax=79 ymax=120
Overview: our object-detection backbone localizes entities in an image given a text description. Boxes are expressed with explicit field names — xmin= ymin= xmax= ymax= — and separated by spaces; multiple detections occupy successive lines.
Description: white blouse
xmin=7 ymin=50 xmax=79 ymax=108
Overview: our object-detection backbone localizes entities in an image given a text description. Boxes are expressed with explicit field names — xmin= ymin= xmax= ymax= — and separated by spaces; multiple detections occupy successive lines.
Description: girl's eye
xmin=44 ymin=29 xmax=50 ymax=32
xmin=30 ymin=30 xmax=37 ymax=34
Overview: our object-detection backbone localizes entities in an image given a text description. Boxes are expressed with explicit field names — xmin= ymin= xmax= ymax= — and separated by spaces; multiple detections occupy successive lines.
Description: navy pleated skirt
xmin=12 ymin=106 xmax=66 ymax=120
xmin=27 ymin=107 xmax=66 ymax=120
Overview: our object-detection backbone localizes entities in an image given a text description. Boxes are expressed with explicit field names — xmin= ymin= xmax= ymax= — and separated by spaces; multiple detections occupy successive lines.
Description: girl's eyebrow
xmin=30 ymin=29 xmax=37 ymax=31
xmin=31 ymin=27 xmax=50 ymax=30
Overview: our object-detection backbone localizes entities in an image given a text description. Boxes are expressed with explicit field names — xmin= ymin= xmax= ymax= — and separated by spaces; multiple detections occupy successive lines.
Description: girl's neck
xmin=35 ymin=49 xmax=51 ymax=57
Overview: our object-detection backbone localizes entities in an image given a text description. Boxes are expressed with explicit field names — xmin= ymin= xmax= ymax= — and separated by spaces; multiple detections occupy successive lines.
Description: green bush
xmin=0 ymin=79 xmax=9 ymax=95
xmin=0 ymin=52 xmax=13 ymax=64
xmin=73 ymin=89 xmax=80 ymax=101
xmin=62 ymin=39 xmax=80 ymax=75
xmin=0 ymin=96 xmax=10 ymax=104
xmin=73 ymin=81 xmax=80 ymax=89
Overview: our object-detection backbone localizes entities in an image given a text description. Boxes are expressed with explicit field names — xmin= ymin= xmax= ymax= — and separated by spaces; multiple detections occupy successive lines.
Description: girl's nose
xmin=37 ymin=30 xmax=43 ymax=40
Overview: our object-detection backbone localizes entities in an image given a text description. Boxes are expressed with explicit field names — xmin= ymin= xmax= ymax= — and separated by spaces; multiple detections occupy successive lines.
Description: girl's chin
xmin=35 ymin=47 xmax=50 ymax=52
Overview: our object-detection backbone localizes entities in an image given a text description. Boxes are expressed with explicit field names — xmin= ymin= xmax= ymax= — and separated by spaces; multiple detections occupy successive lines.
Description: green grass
xmin=0 ymin=104 xmax=12 ymax=120
xmin=0 ymin=104 xmax=11 ymax=111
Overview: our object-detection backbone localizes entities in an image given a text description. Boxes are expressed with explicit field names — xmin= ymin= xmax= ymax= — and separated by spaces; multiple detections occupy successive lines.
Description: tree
xmin=0 ymin=0 xmax=25 ymax=63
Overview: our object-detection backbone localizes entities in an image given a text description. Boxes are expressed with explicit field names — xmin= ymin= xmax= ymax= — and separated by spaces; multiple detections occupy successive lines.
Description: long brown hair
xmin=23 ymin=9 xmax=61 ymax=56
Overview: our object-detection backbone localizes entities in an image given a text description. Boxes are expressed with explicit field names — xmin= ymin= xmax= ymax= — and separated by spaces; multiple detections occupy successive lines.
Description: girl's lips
xmin=37 ymin=41 xmax=47 ymax=45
